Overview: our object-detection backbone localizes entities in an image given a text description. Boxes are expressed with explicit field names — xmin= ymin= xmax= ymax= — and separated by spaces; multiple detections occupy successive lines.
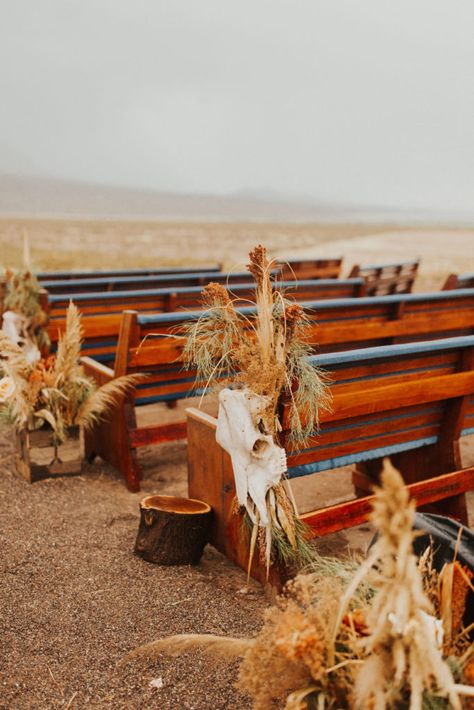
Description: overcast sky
xmin=1 ymin=0 xmax=473 ymax=211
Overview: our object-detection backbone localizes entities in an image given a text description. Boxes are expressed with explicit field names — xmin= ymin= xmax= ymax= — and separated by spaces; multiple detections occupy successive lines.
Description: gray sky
xmin=1 ymin=0 xmax=473 ymax=211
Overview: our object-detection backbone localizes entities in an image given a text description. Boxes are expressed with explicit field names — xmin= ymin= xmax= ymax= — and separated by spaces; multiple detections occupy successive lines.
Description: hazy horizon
xmin=1 ymin=1 xmax=473 ymax=214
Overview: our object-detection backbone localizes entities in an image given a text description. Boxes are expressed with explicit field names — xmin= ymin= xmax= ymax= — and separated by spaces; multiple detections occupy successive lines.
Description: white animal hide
xmin=215 ymin=388 xmax=287 ymax=525
xmin=2 ymin=310 xmax=40 ymax=364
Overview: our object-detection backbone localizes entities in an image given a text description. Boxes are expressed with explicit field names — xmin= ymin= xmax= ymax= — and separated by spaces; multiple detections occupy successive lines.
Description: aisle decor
xmin=1 ymin=267 xmax=49 ymax=363
xmin=125 ymin=461 xmax=474 ymax=709
xmin=182 ymin=244 xmax=331 ymax=576
xmin=0 ymin=301 xmax=142 ymax=480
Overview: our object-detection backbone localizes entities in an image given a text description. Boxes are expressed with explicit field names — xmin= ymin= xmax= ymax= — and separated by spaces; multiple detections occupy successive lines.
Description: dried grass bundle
xmin=124 ymin=467 xmax=474 ymax=708
xmin=182 ymin=246 xmax=330 ymax=443
xmin=2 ymin=268 xmax=49 ymax=351
xmin=353 ymin=459 xmax=470 ymax=710
xmin=122 ymin=634 xmax=253 ymax=664
xmin=0 ymin=301 xmax=141 ymax=444
xmin=182 ymin=245 xmax=330 ymax=573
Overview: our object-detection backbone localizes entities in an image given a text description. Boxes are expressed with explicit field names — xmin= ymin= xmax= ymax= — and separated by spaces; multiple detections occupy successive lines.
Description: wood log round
xmin=134 ymin=495 xmax=212 ymax=565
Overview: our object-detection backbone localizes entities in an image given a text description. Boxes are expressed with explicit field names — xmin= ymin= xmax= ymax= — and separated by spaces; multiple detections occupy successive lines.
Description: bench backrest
xmin=36 ymin=265 xmax=221 ymax=280
xmin=443 ymin=272 xmax=474 ymax=291
xmin=108 ymin=289 xmax=474 ymax=407
xmin=277 ymin=257 xmax=342 ymax=280
xmin=349 ymin=259 xmax=419 ymax=295
xmin=46 ymin=276 xmax=365 ymax=324
xmin=40 ymin=269 xmax=268 ymax=295
xmin=282 ymin=336 xmax=474 ymax=478
xmin=133 ymin=287 xmax=474 ymax=354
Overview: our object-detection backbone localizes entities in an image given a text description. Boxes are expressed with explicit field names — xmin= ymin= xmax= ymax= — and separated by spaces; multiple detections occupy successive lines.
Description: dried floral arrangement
xmin=182 ymin=245 xmax=331 ymax=575
xmin=0 ymin=302 xmax=141 ymax=445
xmin=2 ymin=268 xmax=50 ymax=361
xmin=125 ymin=461 xmax=474 ymax=709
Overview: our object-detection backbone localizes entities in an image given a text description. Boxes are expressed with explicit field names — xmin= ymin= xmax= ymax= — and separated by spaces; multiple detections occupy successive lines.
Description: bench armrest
xmin=80 ymin=356 xmax=115 ymax=385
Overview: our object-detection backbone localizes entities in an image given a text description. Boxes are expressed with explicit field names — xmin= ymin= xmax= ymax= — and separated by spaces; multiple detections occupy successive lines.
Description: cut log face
xmin=134 ymin=495 xmax=212 ymax=566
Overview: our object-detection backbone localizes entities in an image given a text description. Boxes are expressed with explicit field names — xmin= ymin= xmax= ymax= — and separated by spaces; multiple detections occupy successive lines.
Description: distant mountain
xmin=0 ymin=174 xmax=472 ymax=223
xmin=0 ymin=174 xmax=336 ymax=221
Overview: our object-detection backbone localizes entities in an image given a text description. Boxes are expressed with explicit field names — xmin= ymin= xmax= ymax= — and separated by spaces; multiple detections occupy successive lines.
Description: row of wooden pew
xmin=81 ymin=286 xmax=474 ymax=503
xmin=40 ymin=259 xmax=425 ymax=365
xmin=2 ymin=258 xmax=473 ymax=581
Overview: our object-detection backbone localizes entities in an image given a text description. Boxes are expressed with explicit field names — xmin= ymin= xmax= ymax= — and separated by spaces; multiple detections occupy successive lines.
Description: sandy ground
xmin=1 ymin=399 xmax=473 ymax=709
xmin=1 ymin=218 xmax=473 ymax=291
xmin=0 ymin=415 xmax=378 ymax=710
xmin=1 ymin=219 xmax=474 ymax=708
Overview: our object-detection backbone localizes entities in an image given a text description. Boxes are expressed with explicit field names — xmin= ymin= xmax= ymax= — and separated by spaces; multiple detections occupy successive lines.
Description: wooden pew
xmin=46 ymin=276 xmax=366 ymax=325
xmin=442 ymin=272 xmax=474 ymax=291
xmin=131 ymin=288 xmax=474 ymax=362
xmin=349 ymin=259 xmax=419 ymax=295
xmin=0 ymin=266 xmax=221 ymax=314
xmin=36 ymin=265 xmax=221 ymax=280
xmin=187 ymin=336 xmax=474 ymax=586
xmin=81 ymin=289 xmax=474 ymax=490
xmin=40 ymin=269 xmax=266 ymax=295
xmin=277 ymin=257 xmax=342 ymax=280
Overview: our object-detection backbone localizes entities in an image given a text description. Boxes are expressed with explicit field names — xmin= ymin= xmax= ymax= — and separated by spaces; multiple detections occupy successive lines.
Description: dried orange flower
xmin=274 ymin=607 xmax=324 ymax=679
xmin=201 ymin=282 xmax=231 ymax=308
xmin=451 ymin=562 xmax=473 ymax=636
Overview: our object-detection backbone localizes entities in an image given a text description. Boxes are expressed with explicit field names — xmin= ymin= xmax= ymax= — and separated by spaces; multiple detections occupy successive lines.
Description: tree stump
xmin=134 ymin=495 xmax=212 ymax=565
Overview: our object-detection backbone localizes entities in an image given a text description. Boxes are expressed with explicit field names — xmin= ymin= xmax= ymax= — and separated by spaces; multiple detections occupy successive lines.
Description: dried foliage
xmin=127 ymin=460 xmax=474 ymax=709
xmin=122 ymin=634 xmax=253 ymax=665
xmin=243 ymin=465 xmax=474 ymax=708
xmin=238 ymin=573 xmax=364 ymax=710
xmin=0 ymin=302 xmax=141 ymax=444
xmin=353 ymin=460 xmax=472 ymax=710
xmin=182 ymin=245 xmax=330 ymax=573
xmin=2 ymin=268 xmax=50 ymax=351
xmin=182 ymin=245 xmax=330 ymax=444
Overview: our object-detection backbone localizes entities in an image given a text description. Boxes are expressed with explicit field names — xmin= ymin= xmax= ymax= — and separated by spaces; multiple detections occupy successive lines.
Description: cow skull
xmin=2 ymin=310 xmax=40 ymax=364
xmin=216 ymin=387 xmax=287 ymax=525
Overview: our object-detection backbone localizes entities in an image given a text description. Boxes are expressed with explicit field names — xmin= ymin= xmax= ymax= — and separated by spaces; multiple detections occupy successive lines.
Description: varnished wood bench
xmin=47 ymin=277 xmax=365 ymax=320
xmin=443 ymin=272 xmax=474 ymax=291
xmin=40 ymin=268 xmax=264 ymax=295
xmin=187 ymin=336 xmax=474 ymax=585
xmin=81 ymin=289 xmax=474 ymax=490
xmin=0 ymin=266 xmax=220 ymax=315
xmin=46 ymin=277 xmax=366 ymax=358
xmin=130 ymin=287 xmax=474 ymax=361
xmin=277 ymin=257 xmax=342 ymax=280
xmin=349 ymin=259 xmax=419 ymax=295
xmin=36 ymin=265 xmax=221 ymax=281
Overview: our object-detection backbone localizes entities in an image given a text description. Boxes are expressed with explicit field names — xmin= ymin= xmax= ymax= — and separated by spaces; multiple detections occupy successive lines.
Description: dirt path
xmin=1 ymin=409 xmax=473 ymax=709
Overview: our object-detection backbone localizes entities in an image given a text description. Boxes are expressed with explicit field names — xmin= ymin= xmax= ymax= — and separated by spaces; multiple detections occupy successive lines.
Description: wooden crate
xmin=15 ymin=425 xmax=84 ymax=483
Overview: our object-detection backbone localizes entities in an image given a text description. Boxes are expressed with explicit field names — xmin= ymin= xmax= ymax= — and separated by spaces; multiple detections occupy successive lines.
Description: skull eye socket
xmin=252 ymin=438 xmax=270 ymax=457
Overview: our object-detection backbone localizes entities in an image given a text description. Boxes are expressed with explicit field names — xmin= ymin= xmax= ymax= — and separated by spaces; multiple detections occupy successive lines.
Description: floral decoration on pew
xmin=2 ymin=267 xmax=50 ymax=363
xmin=0 ymin=301 xmax=142 ymax=447
xmin=125 ymin=462 xmax=474 ymax=709
xmin=182 ymin=244 xmax=331 ymax=577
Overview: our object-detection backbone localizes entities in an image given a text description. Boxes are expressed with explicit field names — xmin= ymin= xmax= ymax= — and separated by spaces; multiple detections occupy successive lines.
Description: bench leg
xmin=84 ymin=399 xmax=143 ymax=492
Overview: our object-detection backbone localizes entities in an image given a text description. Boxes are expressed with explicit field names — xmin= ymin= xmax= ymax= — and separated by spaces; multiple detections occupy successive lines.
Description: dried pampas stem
xmin=354 ymin=458 xmax=463 ymax=710
xmin=121 ymin=634 xmax=253 ymax=665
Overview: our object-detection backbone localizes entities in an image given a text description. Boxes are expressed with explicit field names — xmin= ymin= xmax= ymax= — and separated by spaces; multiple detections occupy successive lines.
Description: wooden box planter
xmin=15 ymin=425 xmax=84 ymax=483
